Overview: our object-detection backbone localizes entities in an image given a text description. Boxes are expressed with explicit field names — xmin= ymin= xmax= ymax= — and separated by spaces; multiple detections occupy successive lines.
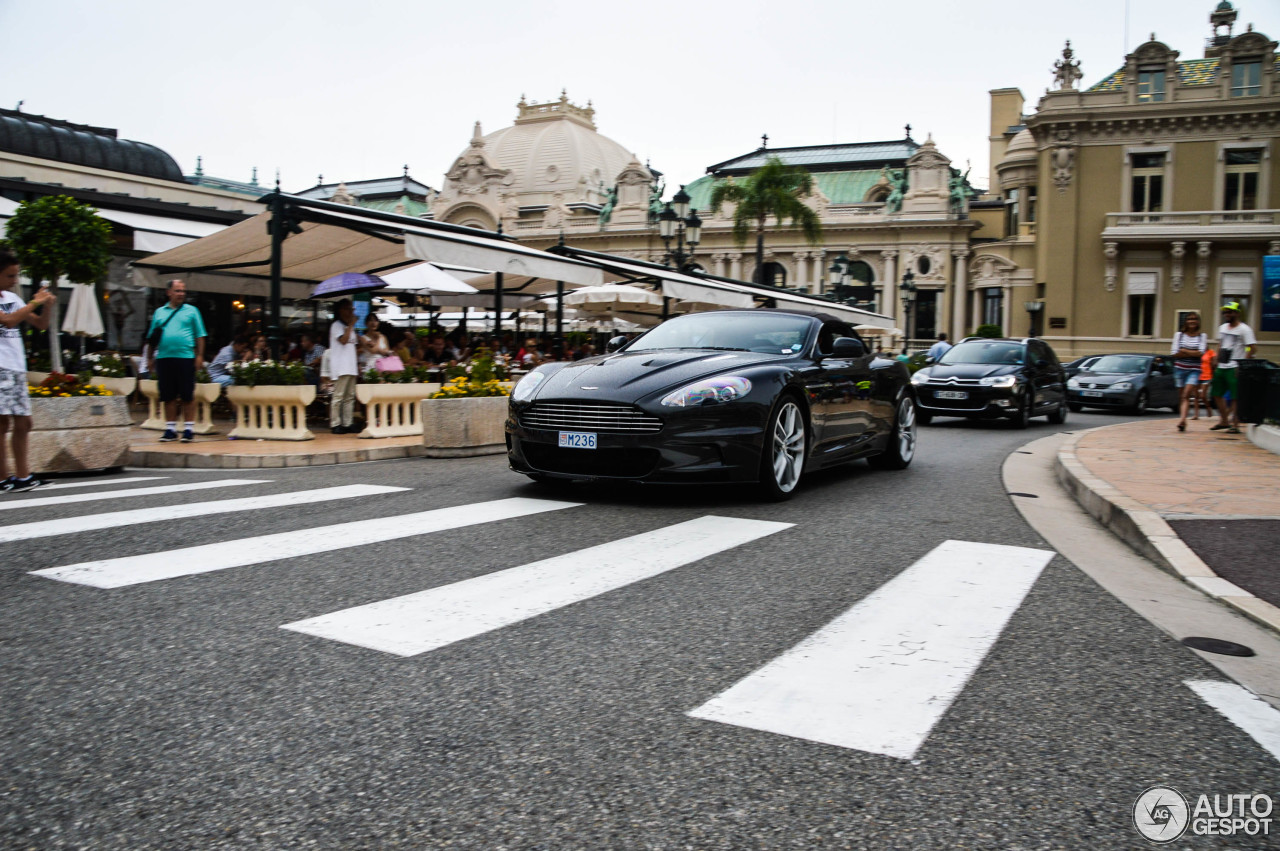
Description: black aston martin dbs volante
xmin=506 ymin=309 xmax=918 ymax=499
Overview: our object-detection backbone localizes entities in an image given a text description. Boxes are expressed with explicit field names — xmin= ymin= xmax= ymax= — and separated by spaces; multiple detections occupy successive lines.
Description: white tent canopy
xmin=94 ymin=209 xmax=227 ymax=253
xmin=132 ymin=194 xmax=603 ymax=299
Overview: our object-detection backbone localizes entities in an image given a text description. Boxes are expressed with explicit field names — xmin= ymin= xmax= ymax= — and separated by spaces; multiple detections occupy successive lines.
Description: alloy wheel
xmin=772 ymin=401 xmax=805 ymax=493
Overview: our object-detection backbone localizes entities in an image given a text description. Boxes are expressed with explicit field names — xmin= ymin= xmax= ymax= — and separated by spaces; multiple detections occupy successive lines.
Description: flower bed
xmin=138 ymin=380 xmax=222 ymax=434
xmin=420 ymin=395 xmax=508 ymax=457
xmin=356 ymin=383 xmax=441 ymax=438
xmin=226 ymin=384 xmax=316 ymax=441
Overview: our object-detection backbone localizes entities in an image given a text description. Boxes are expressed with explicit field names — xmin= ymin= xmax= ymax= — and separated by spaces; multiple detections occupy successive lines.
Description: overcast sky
xmin=3 ymin=0 xmax=1276 ymax=197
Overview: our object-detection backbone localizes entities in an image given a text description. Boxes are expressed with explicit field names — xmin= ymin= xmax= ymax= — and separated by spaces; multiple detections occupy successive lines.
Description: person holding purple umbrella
xmin=327 ymin=299 xmax=359 ymax=434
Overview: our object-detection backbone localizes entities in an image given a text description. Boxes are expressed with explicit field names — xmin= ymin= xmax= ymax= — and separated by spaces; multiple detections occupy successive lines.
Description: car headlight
xmin=511 ymin=369 xmax=547 ymax=402
xmin=1067 ymin=377 xmax=1081 ymax=388
xmin=660 ymin=376 xmax=752 ymax=407
xmin=911 ymin=371 xmax=931 ymax=386
xmin=1111 ymin=382 xmax=1132 ymax=390
xmin=979 ymin=375 xmax=1018 ymax=387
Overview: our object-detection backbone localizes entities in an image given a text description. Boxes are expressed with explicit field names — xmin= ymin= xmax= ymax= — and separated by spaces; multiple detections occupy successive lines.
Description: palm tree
xmin=708 ymin=156 xmax=822 ymax=285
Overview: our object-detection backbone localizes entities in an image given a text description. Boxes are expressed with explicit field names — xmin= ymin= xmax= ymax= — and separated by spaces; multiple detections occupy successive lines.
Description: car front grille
xmin=519 ymin=402 xmax=663 ymax=434
xmin=522 ymin=444 xmax=659 ymax=478
xmin=920 ymin=376 xmax=984 ymax=386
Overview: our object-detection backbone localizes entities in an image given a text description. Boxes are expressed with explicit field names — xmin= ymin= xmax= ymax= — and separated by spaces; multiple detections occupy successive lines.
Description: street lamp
xmin=656 ymin=184 xmax=702 ymax=271
xmin=827 ymin=253 xmax=876 ymax=306
xmin=1024 ymin=299 xmax=1044 ymax=337
xmin=900 ymin=270 xmax=917 ymax=354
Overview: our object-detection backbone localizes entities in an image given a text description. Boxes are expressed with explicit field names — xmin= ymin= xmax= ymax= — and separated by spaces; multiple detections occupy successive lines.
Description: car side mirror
xmin=605 ymin=335 xmax=628 ymax=353
xmin=829 ymin=337 xmax=865 ymax=359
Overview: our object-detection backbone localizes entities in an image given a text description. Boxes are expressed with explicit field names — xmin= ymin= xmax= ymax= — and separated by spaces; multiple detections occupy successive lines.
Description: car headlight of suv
xmin=1111 ymin=381 xmax=1133 ymax=390
xmin=660 ymin=376 xmax=752 ymax=407
xmin=979 ymin=375 xmax=1018 ymax=388
xmin=910 ymin=371 xmax=931 ymax=386
xmin=511 ymin=369 xmax=547 ymax=402
xmin=1067 ymin=377 xmax=1081 ymax=388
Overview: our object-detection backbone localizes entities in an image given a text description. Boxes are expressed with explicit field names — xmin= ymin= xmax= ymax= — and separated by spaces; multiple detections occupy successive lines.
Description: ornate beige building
xmin=432 ymin=94 xmax=981 ymax=342
xmin=983 ymin=1 xmax=1279 ymax=357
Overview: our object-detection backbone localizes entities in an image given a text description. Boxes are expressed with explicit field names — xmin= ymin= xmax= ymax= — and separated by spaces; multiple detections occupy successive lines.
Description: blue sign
xmin=1264 ymin=255 xmax=1280 ymax=332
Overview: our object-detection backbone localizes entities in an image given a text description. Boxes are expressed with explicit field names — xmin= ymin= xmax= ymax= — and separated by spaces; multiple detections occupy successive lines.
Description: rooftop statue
xmin=948 ymin=166 xmax=971 ymax=217
xmin=1052 ymin=40 xmax=1083 ymax=91
xmin=647 ymin=178 xmax=666 ymax=224
xmin=598 ymin=184 xmax=618 ymax=226
xmin=884 ymin=169 xmax=906 ymax=214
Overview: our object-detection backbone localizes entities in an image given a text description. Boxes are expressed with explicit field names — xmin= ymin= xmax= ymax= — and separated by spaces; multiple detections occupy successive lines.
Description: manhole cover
xmin=1180 ymin=637 xmax=1256 ymax=657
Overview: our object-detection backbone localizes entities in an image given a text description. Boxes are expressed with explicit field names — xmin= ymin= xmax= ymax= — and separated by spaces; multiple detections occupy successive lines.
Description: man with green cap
xmin=1209 ymin=301 xmax=1256 ymax=434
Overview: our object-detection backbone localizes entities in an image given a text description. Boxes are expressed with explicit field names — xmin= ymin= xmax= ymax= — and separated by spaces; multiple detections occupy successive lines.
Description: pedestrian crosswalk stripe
xmin=1186 ymin=680 xmax=1280 ymax=764
xmin=281 ymin=515 xmax=794 ymax=657
xmin=0 ymin=484 xmax=407 ymax=545
xmin=0 ymin=479 xmax=269 ymax=512
xmin=41 ymin=477 xmax=169 ymax=491
xmin=688 ymin=539 xmax=1053 ymax=760
xmin=31 ymin=497 xmax=581 ymax=589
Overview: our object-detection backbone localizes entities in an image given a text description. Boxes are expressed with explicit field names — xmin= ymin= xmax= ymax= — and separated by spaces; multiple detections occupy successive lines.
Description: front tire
xmin=1047 ymin=396 xmax=1068 ymax=425
xmin=1130 ymin=390 xmax=1149 ymax=415
xmin=868 ymin=396 xmax=917 ymax=470
xmin=758 ymin=396 xmax=806 ymax=501
xmin=1011 ymin=392 xmax=1033 ymax=429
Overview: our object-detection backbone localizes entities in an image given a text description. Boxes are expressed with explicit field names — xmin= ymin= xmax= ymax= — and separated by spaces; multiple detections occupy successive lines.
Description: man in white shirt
xmin=327 ymin=299 xmax=360 ymax=434
xmin=926 ymin=333 xmax=952 ymax=362
xmin=0 ymin=249 xmax=55 ymax=492
xmin=1209 ymin=301 xmax=1257 ymax=434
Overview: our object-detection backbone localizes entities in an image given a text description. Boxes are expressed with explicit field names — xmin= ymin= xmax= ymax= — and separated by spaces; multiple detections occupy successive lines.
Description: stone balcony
xmin=1102 ymin=209 xmax=1280 ymax=242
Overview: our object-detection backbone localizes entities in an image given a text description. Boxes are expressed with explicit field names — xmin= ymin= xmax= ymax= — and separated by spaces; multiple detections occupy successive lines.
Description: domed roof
xmin=998 ymin=129 xmax=1037 ymax=168
xmin=445 ymin=94 xmax=635 ymax=200
xmin=0 ymin=108 xmax=184 ymax=182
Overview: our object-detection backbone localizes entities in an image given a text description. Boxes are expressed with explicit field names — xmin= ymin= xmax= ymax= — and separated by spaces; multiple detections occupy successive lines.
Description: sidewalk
xmin=127 ymin=423 xmax=426 ymax=469
xmin=1056 ymin=417 xmax=1280 ymax=634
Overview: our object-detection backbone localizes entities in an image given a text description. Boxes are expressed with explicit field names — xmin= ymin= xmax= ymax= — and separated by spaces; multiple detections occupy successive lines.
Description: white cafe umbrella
xmin=563 ymin=283 xmax=664 ymax=316
xmin=63 ymin=283 xmax=106 ymax=360
xmin=382 ymin=263 xmax=479 ymax=295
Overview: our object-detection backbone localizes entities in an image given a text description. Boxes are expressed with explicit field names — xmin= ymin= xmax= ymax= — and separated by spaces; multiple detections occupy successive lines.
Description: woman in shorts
xmin=1171 ymin=312 xmax=1207 ymax=432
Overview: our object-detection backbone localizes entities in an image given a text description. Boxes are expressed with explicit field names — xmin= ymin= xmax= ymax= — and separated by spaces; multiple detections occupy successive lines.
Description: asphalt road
xmin=4 ymin=406 xmax=1279 ymax=850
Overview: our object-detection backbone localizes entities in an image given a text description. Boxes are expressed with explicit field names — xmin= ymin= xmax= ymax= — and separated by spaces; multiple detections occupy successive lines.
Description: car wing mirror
xmin=829 ymin=337 xmax=865 ymax=359
xmin=605 ymin=335 xmax=628 ymax=353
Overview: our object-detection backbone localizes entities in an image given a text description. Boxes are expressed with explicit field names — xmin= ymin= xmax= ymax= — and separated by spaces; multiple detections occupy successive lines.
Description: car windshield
xmin=626 ymin=312 xmax=813 ymax=355
xmin=1088 ymin=355 xmax=1151 ymax=374
xmin=938 ymin=341 xmax=1024 ymax=365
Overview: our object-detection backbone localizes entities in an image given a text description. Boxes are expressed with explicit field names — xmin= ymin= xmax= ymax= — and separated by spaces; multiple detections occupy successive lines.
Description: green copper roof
xmin=357 ymin=195 xmax=430 ymax=217
xmin=1088 ymin=56 xmax=1279 ymax=92
xmin=684 ymin=169 xmax=887 ymax=212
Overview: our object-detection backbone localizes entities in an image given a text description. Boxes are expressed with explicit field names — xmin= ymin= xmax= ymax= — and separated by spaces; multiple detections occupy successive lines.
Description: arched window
xmin=865 ymin=186 xmax=890 ymax=204
xmin=847 ymin=260 xmax=873 ymax=283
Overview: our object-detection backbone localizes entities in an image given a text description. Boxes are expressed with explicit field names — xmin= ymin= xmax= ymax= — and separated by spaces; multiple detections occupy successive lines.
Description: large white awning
xmin=94 ymin=209 xmax=227 ymax=253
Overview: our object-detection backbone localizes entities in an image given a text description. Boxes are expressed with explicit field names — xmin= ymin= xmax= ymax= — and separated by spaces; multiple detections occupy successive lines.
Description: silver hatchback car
xmin=1066 ymin=354 xmax=1179 ymax=414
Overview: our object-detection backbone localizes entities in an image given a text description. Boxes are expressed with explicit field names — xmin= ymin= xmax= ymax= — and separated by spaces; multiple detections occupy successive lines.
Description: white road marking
xmin=688 ymin=539 xmax=1054 ymax=760
xmin=1186 ymin=680 xmax=1280 ymax=764
xmin=0 ymin=479 xmax=268 ymax=511
xmin=41 ymin=477 xmax=168 ymax=491
xmin=31 ymin=497 xmax=581 ymax=588
xmin=0 ymin=485 xmax=407 ymax=544
xmin=282 ymin=515 xmax=793 ymax=657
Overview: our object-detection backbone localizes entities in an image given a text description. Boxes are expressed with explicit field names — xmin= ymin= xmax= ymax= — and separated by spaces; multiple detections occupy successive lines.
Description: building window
xmin=1137 ymin=69 xmax=1166 ymax=102
xmin=1126 ymin=271 xmax=1158 ymax=336
xmin=1231 ymin=60 xmax=1262 ymax=97
xmin=1130 ymin=153 xmax=1165 ymax=213
xmin=1223 ymin=149 xmax=1261 ymax=211
xmin=915 ymin=291 xmax=938 ymax=339
xmin=759 ymin=262 xmax=787 ymax=287
xmin=983 ymin=288 xmax=1003 ymax=328
xmin=1004 ymin=189 xmax=1019 ymax=234
xmin=1025 ymin=186 xmax=1037 ymax=224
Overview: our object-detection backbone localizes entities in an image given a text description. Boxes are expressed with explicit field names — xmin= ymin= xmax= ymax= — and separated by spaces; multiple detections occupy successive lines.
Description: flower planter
xmin=420 ymin=395 xmax=508 ymax=457
xmin=355 ymin=383 xmax=441 ymax=438
xmin=26 ymin=370 xmax=50 ymax=386
xmin=29 ymin=395 xmax=131 ymax=473
xmin=139 ymin=379 xmax=222 ymax=434
xmin=227 ymin=384 xmax=316 ymax=441
xmin=97 ymin=376 xmax=137 ymax=398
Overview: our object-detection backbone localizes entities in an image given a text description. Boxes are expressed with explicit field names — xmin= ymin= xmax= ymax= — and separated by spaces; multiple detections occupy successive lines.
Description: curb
xmin=128 ymin=443 xmax=428 ymax=469
xmin=1055 ymin=428 xmax=1280 ymax=636
xmin=1247 ymin=423 xmax=1280 ymax=457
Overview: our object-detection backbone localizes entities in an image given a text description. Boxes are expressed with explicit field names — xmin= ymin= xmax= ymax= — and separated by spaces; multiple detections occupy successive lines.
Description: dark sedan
xmin=506 ymin=310 xmax=918 ymax=499
xmin=910 ymin=337 xmax=1068 ymax=427
xmin=1066 ymin=354 xmax=1178 ymax=414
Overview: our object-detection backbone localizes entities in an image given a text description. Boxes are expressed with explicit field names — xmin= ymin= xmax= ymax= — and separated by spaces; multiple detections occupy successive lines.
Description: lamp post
xmin=657 ymin=184 xmax=702 ymax=272
xmin=899 ymin=270 xmax=917 ymax=354
xmin=827 ymin=253 xmax=876 ymax=308
xmin=1024 ymin=299 xmax=1044 ymax=337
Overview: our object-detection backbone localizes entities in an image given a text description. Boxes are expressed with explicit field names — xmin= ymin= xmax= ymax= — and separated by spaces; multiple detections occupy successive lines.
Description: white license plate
xmin=935 ymin=390 xmax=968 ymax=400
xmin=558 ymin=431 xmax=597 ymax=449
xmin=1082 ymin=390 xmax=1104 ymax=397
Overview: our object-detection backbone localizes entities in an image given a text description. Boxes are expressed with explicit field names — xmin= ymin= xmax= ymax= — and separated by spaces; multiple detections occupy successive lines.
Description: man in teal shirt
xmin=146 ymin=279 xmax=207 ymax=443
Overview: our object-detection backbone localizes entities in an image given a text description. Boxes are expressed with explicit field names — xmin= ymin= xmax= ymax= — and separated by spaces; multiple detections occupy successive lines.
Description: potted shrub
xmin=355 ymin=364 xmax=441 ymax=438
xmin=27 ymin=372 xmax=130 ymax=472
xmin=225 ymin=359 xmax=315 ymax=441
xmin=421 ymin=348 xmax=511 ymax=457
xmin=138 ymin=366 xmax=223 ymax=434
xmin=78 ymin=351 xmax=136 ymax=398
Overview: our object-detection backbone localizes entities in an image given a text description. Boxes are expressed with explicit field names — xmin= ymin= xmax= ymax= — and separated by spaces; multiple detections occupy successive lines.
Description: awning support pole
xmin=493 ymin=223 xmax=504 ymax=338
xmin=267 ymin=191 xmax=286 ymax=360
xmin=555 ymin=281 xmax=564 ymax=357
